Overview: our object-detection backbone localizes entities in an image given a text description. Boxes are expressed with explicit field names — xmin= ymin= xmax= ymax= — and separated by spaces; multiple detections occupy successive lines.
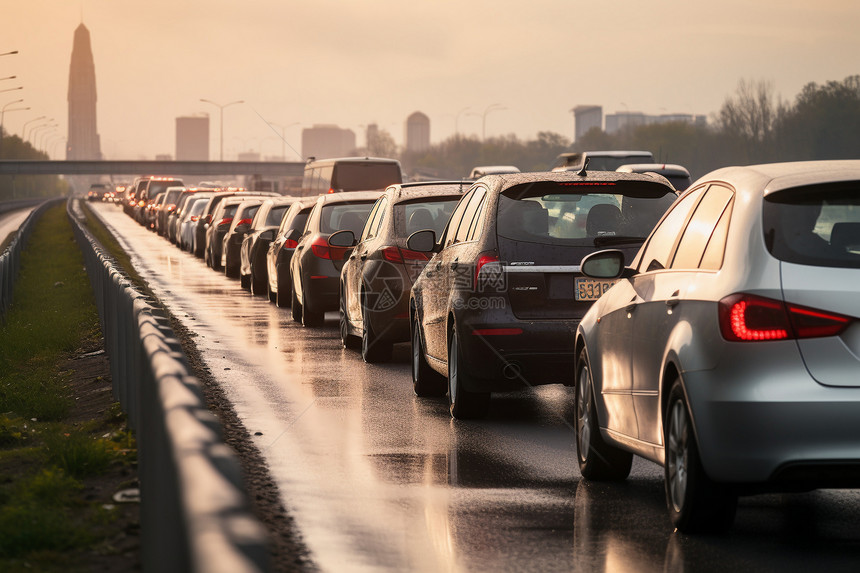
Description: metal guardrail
xmin=66 ymin=198 xmax=269 ymax=573
xmin=0 ymin=199 xmax=59 ymax=320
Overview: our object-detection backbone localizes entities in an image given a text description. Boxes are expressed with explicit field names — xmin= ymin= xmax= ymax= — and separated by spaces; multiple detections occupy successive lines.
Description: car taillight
xmin=310 ymin=236 xmax=348 ymax=260
xmin=382 ymin=246 xmax=429 ymax=263
xmin=190 ymin=215 xmax=199 ymax=222
xmin=218 ymin=217 xmax=233 ymax=227
xmin=237 ymin=218 xmax=252 ymax=226
xmin=285 ymin=239 xmax=298 ymax=249
xmin=719 ymin=293 xmax=852 ymax=342
xmin=474 ymin=253 xmax=501 ymax=290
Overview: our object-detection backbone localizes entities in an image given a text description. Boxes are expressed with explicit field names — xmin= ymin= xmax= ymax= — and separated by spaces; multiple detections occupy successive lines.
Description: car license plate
xmin=575 ymin=278 xmax=617 ymax=301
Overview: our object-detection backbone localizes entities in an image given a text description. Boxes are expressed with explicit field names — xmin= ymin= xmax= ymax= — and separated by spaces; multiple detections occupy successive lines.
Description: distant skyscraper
xmin=176 ymin=115 xmax=210 ymax=160
xmin=66 ymin=23 xmax=101 ymax=160
xmin=572 ymin=105 xmax=603 ymax=141
xmin=405 ymin=112 xmax=430 ymax=152
xmin=302 ymin=124 xmax=356 ymax=160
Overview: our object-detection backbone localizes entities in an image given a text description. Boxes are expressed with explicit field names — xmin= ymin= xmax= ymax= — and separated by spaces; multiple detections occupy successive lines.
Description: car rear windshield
xmin=763 ymin=183 xmax=860 ymax=268
xmin=149 ymin=180 xmax=183 ymax=196
xmin=321 ymin=202 xmax=376 ymax=235
xmin=266 ymin=205 xmax=289 ymax=226
xmin=332 ymin=163 xmax=402 ymax=191
xmin=396 ymin=197 xmax=460 ymax=237
xmin=497 ymin=181 xmax=676 ymax=247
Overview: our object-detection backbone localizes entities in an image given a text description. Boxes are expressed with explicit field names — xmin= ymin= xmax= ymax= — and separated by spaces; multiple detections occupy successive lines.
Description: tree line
xmin=0 ymin=134 xmax=69 ymax=200
xmin=389 ymin=75 xmax=860 ymax=181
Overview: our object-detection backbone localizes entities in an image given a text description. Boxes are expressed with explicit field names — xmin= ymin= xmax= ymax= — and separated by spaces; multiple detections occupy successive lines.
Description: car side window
xmin=671 ymin=185 xmax=734 ymax=270
xmin=443 ymin=189 xmax=475 ymax=249
xmin=455 ymin=188 xmax=487 ymax=244
xmin=465 ymin=193 xmax=488 ymax=242
xmin=637 ymin=186 xmax=705 ymax=272
xmin=699 ymin=198 xmax=734 ymax=270
xmin=360 ymin=198 xmax=383 ymax=242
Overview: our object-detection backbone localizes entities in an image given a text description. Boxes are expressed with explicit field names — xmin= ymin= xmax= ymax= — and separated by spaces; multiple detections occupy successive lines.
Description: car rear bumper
xmin=684 ymin=345 xmax=860 ymax=485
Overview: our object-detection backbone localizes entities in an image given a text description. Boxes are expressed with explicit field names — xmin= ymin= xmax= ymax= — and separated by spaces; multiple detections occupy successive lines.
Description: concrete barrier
xmin=66 ymin=198 xmax=269 ymax=573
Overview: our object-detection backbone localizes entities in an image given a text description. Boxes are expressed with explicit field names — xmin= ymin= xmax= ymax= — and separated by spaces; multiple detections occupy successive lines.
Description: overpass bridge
xmin=0 ymin=159 xmax=305 ymax=177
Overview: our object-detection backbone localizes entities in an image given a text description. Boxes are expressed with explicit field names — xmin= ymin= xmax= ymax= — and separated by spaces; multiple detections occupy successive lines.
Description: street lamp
xmin=37 ymin=127 xmax=57 ymax=152
xmin=30 ymin=122 xmax=57 ymax=145
xmin=268 ymin=122 xmax=299 ymax=160
xmin=0 ymin=97 xmax=24 ymax=141
xmin=0 ymin=51 xmax=18 ymax=57
xmin=0 ymin=85 xmax=22 ymax=95
xmin=0 ymin=75 xmax=16 ymax=82
xmin=21 ymin=115 xmax=46 ymax=139
xmin=25 ymin=118 xmax=53 ymax=141
xmin=468 ymin=104 xmax=506 ymax=141
xmin=200 ymin=98 xmax=243 ymax=161
xmin=455 ymin=106 xmax=471 ymax=136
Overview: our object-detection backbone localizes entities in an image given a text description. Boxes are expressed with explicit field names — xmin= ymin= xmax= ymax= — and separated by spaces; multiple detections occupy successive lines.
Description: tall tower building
xmin=67 ymin=23 xmax=101 ymax=160
xmin=404 ymin=111 xmax=430 ymax=152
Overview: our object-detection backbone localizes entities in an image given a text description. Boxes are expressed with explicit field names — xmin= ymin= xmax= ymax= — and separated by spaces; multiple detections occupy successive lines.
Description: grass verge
xmin=0 ymin=203 xmax=139 ymax=571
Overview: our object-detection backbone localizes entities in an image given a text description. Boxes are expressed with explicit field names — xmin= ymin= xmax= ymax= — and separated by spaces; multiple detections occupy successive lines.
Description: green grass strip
xmin=0 ymin=204 xmax=100 ymax=420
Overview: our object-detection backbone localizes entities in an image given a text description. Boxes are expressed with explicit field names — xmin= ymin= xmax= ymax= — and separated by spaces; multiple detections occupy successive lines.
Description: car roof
xmin=617 ymin=163 xmax=691 ymax=177
xmin=315 ymin=190 xmax=385 ymax=205
xmin=386 ymin=181 xmax=471 ymax=201
xmin=475 ymin=169 xmax=676 ymax=192
xmin=306 ymin=157 xmax=400 ymax=166
xmin=693 ymin=160 xmax=860 ymax=196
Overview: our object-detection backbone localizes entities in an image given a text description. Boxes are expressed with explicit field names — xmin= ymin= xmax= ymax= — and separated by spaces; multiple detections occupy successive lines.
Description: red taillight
xmin=719 ymin=293 xmax=852 ymax=342
xmin=327 ymin=188 xmax=335 ymax=194
xmin=471 ymin=328 xmax=523 ymax=336
xmin=382 ymin=246 xmax=429 ymax=263
xmin=285 ymin=239 xmax=298 ymax=249
xmin=190 ymin=215 xmax=199 ymax=222
xmin=218 ymin=217 xmax=233 ymax=227
xmin=474 ymin=253 xmax=500 ymax=290
xmin=310 ymin=236 xmax=348 ymax=260
xmin=237 ymin=218 xmax=252 ymax=226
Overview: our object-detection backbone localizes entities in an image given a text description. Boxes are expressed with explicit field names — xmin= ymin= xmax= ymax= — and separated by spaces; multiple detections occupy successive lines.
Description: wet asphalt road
xmin=91 ymin=202 xmax=860 ymax=573
xmin=0 ymin=206 xmax=35 ymax=245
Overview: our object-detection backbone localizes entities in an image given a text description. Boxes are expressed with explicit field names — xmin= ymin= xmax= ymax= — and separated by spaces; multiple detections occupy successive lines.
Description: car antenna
xmin=576 ymin=156 xmax=590 ymax=177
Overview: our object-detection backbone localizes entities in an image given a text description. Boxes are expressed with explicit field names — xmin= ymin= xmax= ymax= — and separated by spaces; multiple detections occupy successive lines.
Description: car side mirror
xmin=328 ymin=229 xmax=356 ymax=247
xmin=406 ymin=229 xmax=438 ymax=253
xmin=580 ymin=249 xmax=635 ymax=279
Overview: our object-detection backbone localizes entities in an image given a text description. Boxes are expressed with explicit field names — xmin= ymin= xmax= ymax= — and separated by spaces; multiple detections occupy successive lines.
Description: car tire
xmin=301 ymin=286 xmax=325 ymax=327
xmin=412 ymin=319 xmax=446 ymax=397
xmin=267 ymin=282 xmax=277 ymax=303
xmin=291 ymin=285 xmax=302 ymax=323
xmin=251 ymin=269 xmax=266 ymax=297
xmin=276 ymin=267 xmax=291 ymax=308
xmin=447 ymin=324 xmax=490 ymax=419
xmin=575 ymin=348 xmax=633 ymax=480
xmin=240 ymin=273 xmax=251 ymax=290
xmin=361 ymin=294 xmax=392 ymax=363
xmin=664 ymin=377 xmax=737 ymax=533
xmin=339 ymin=295 xmax=360 ymax=350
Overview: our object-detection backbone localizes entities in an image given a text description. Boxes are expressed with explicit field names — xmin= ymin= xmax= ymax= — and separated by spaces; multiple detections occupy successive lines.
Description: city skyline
xmin=2 ymin=1 xmax=859 ymax=160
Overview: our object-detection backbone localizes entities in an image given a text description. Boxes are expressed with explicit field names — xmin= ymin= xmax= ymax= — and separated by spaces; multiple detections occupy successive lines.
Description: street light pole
xmin=26 ymin=119 xmax=53 ymax=142
xmin=200 ymin=98 xmax=243 ymax=161
xmin=468 ymin=104 xmax=507 ymax=141
xmin=0 ymin=98 xmax=24 ymax=155
xmin=21 ymin=115 xmax=46 ymax=139
xmin=0 ymin=51 xmax=19 ymax=58
xmin=0 ymin=85 xmax=23 ymax=95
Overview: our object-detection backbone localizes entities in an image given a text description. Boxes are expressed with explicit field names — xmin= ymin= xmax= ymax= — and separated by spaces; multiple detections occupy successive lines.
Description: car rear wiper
xmin=593 ymin=235 xmax=647 ymax=247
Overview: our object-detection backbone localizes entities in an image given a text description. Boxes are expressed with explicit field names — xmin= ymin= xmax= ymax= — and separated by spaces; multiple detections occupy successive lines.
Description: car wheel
xmin=340 ymin=295 xmax=360 ymax=350
xmin=361 ymin=294 xmax=392 ymax=363
xmin=267 ymin=282 xmax=277 ymax=303
xmin=276 ymin=268 xmax=291 ymax=308
xmin=575 ymin=348 xmax=633 ymax=480
xmin=412 ymin=318 xmax=446 ymax=397
xmin=664 ymin=378 xmax=737 ymax=533
xmin=251 ymin=269 xmax=266 ymax=296
xmin=301 ymin=286 xmax=325 ymax=327
xmin=291 ymin=285 xmax=302 ymax=323
xmin=240 ymin=273 xmax=251 ymax=290
xmin=447 ymin=324 xmax=490 ymax=419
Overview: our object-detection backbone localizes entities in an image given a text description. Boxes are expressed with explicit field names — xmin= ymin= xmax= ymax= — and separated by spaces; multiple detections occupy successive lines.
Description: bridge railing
xmin=66 ymin=198 xmax=269 ymax=573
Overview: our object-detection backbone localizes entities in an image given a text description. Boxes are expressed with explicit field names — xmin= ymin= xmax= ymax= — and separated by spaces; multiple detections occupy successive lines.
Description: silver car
xmin=574 ymin=160 xmax=860 ymax=533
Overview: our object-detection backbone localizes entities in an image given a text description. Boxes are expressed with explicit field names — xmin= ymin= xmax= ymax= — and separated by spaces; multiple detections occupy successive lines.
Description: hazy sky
xmin=2 ymin=0 xmax=859 ymax=160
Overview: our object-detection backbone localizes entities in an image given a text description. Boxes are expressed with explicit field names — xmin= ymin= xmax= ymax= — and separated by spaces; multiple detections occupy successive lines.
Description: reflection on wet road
xmin=92 ymin=202 xmax=860 ymax=572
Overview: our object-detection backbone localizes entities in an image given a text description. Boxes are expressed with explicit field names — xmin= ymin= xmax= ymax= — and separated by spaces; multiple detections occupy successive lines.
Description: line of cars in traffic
xmin=110 ymin=156 xmax=860 ymax=533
